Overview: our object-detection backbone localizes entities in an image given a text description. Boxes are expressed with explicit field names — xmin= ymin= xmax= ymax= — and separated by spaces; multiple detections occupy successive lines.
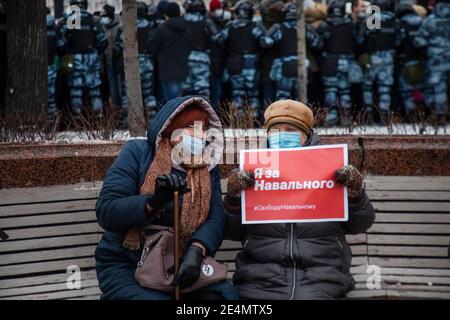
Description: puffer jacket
xmin=224 ymin=131 xmax=375 ymax=299
xmin=95 ymin=96 xmax=236 ymax=300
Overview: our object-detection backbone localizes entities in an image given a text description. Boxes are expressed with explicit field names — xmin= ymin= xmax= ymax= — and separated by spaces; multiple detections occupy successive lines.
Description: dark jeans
xmin=161 ymin=81 xmax=183 ymax=104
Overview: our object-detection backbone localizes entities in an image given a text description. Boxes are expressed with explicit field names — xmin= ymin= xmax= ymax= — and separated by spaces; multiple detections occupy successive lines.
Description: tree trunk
xmin=6 ymin=0 xmax=47 ymax=117
xmin=296 ymin=0 xmax=308 ymax=103
xmin=122 ymin=0 xmax=146 ymax=137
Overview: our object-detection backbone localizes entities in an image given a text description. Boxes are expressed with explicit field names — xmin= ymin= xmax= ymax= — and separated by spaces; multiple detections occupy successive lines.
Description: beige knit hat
xmin=264 ymin=100 xmax=314 ymax=135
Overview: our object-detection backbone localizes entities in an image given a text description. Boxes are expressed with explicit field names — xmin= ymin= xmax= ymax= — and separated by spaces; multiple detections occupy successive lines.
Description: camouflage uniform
xmin=397 ymin=6 xmax=427 ymax=115
xmin=213 ymin=19 xmax=271 ymax=115
xmin=414 ymin=0 xmax=450 ymax=118
xmin=314 ymin=1 xmax=362 ymax=125
xmin=57 ymin=9 xmax=108 ymax=116
xmin=47 ymin=13 xmax=58 ymax=120
xmin=183 ymin=12 xmax=214 ymax=97
xmin=268 ymin=19 xmax=322 ymax=100
xmin=358 ymin=6 xmax=400 ymax=117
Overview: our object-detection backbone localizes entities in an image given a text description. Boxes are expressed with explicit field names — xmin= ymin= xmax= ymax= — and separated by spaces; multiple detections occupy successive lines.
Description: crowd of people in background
xmin=2 ymin=0 xmax=449 ymax=128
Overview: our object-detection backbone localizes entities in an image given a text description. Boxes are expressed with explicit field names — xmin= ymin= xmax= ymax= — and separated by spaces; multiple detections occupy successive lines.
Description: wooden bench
xmin=0 ymin=176 xmax=449 ymax=300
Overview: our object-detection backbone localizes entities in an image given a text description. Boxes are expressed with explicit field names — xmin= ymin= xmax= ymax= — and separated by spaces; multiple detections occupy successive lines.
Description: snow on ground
xmin=315 ymin=124 xmax=449 ymax=136
xmin=3 ymin=123 xmax=449 ymax=144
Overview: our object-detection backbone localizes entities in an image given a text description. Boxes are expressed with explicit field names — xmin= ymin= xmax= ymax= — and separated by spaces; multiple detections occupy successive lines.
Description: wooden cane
xmin=173 ymin=190 xmax=180 ymax=300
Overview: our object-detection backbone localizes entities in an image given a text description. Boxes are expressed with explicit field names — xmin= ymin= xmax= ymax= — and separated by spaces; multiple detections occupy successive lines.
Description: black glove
xmin=147 ymin=174 xmax=190 ymax=210
xmin=174 ymin=246 xmax=203 ymax=289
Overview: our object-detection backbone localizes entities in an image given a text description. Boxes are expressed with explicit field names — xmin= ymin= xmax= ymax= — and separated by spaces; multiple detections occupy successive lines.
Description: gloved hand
xmin=174 ymin=245 xmax=204 ymax=289
xmin=147 ymin=174 xmax=190 ymax=210
xmin=335 ymin=165 xmax=364 ymax=202
xmin=227 ymin=168 xmax=255 ymax=197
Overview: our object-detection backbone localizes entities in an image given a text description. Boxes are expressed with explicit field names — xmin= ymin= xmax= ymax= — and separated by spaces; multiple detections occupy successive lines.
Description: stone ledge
xmin=0 ymin=136 xmax=449 ymax=188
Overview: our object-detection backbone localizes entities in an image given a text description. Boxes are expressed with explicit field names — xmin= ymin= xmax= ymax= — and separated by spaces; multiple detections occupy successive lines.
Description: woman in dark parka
xmin=95 ymin=96 xmax=237 ymax=300
xmin=224 ymin=99 xmax=375 ymax=300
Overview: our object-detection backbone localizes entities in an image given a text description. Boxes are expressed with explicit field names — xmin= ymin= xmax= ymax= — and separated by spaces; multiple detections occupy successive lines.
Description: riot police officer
xmin=358 ymin=0 xmax=400 ymax=124
xmin=396 ymin=4 xmax=426 ymax=119
xmin=57 ymin=0 xmax=108 ymax=118
xmin=414 ymin=0 xmax=450 ymax=125
xmin=267 ymin=3 xmax=322 ymax=101
xmin=213 ymin=0 xmax=272 ymax=118
xmin=182 ymin=0 xmax=219 ymax=98
xmin=317 ymin=0 xmax=360 ymax=126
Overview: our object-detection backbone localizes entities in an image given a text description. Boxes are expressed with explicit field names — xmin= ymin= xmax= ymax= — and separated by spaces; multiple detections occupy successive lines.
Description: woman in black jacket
xmin=224 ymin=99 xmax=375 ymax=300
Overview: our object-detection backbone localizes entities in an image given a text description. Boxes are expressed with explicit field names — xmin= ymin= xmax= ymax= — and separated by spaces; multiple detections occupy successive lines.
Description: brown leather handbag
xmin=135 ymin=225 xmax=228 ymax=293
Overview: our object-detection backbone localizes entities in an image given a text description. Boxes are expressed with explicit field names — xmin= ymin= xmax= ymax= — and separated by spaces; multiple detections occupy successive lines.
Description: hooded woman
xmin=95 ymin=96 xmax=237 ymax=300
xmin=224 ymin=99 xmax=375 ymax=300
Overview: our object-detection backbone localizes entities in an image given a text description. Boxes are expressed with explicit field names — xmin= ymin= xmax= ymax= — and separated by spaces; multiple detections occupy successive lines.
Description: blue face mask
xmin=181 ymin=134 xmax=206 ymax=156
xmin=268 ymin=132 xmax=302 ymax=149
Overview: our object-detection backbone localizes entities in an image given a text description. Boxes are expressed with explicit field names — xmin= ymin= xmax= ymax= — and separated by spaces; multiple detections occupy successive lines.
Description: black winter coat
xmin=224 ymin=131 xmax=375 ymax=299
xmin=148 ymin=17 xmax=192 ymax=82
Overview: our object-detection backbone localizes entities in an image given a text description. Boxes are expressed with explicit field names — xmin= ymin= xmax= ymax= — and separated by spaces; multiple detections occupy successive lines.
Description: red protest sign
xmin=240 ymin=144 xmax=348 ymax=224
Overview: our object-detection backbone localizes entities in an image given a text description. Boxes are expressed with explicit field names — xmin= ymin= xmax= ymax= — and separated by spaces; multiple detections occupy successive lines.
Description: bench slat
xmin=0 ymin=286 xmax=102 ymax=300
xmin=368 ymin=223 xmax=450 ymax=234
xmin=373 ymin=202 xmax=450 ymax=212
xmin=366 ymin=191 xmax=450 ymax=201
xmin=345 ymin=289 xmax=387 ymax=299
xmin=0 ymin=279 xmax=99 ymax=299
xmin=5 ymin=223 xmax=102 ymax=240
xmin=384 ymin=289 xmax=450 ymax=299
xmin=368 ymin=245 xmax=449 ymax=257
xmin=353 ymin=273 xmax=450 ymax=285
xmin=364 ymin=176 xmax=450 ymax=191
xmin=0 ymin=200 xmax=97 ymax=217
xmin=0 ymin=258 xmax=96 ymax=278
xmin=375 ymin=213 xmax=450 ymax=224
xmin=367 ymin=234 xmax=450 ymax=246
xmin=0 ymin=246 xmax=97 ymax=266
xmin=363 ymin=267 xmax=450 ymax=277
xmin=0 ymin=211 xmax=97 ymax=229
xmin=0 ymin=270 xmax=98 ymax=290
xmin=369 ymin=257 xmax=450 ymax=269
xmin=0 ymin=234 xmax=101 ymax=253
xmin=0 ymin=182 xmax=102 ymax=206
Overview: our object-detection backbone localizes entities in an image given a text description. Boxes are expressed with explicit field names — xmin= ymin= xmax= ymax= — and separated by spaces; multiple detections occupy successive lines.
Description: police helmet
xmin=395 ymin=4 xmax=416 ymax=18
xmin=183 ymin=0 xmax=207 ymax=15
xmin=137 ymin=1 xmax=148 ymax=18
xmin=327 ymin=0 xmax=346 ymax=17
xmin=69 ymin=0 xmax=88 ymax=10
xmin=235 ymin=0 xmax=254 ymax=20
xmin=283 ymin=2 xmax=297 ymax=20
xmin=371 ymin=0 xmax=394 ymax=12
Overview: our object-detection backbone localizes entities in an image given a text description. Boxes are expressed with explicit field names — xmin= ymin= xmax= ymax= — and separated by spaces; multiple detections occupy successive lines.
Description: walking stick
xmin=173 ymin=190 xmax=180 ymax=300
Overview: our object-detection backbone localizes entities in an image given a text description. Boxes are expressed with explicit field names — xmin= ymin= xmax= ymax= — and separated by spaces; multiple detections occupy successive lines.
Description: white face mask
xmin=214 ymin=9 xmax=232 ymax=21
xmin=356 ymin=10 xmax=367 ymax=18
xmin=252 ymin=15 xmax=262 ymax=23
xmin=181 ymin=134 xmax=206 ymax=157
xmin=100 ymin=16 xmax=111 ymax=25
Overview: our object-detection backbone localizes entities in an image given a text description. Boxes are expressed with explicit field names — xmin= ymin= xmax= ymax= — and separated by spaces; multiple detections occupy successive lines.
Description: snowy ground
xmin=2 ymin=123 xmax=449 ymax=144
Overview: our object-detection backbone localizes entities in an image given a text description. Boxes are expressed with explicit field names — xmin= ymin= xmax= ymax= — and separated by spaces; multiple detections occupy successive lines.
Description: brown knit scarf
xmin=122 ymin=138 xmax=211 ymax=250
